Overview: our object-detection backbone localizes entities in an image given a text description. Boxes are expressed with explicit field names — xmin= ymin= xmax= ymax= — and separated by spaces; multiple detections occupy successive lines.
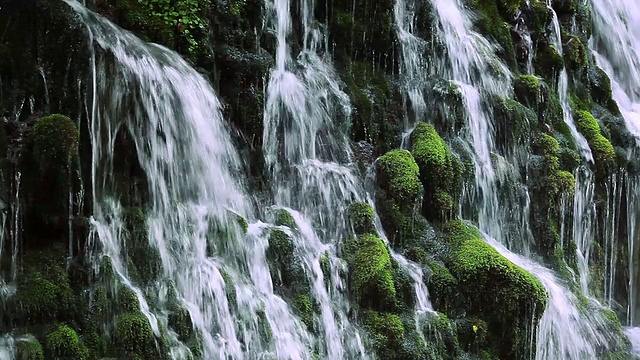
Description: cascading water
xmin=392 ymin=0 xmax=630 ymax=357
xmin=66 ymin=2 xmax=319 ymax=359
xmin=263 ymin=0 xmax=435 ymax=356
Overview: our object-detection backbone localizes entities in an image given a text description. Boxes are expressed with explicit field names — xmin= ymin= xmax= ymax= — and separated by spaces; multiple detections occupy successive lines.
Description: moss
xmin=292 ymin=294 xmax=315 ymax=330
xmin=575 ymin=110 xmax=615 ymax=170
xmin=32 ymin=114 xmax=79 ymax=172
xmin=513 ymin=75 xmax=540 ymax=106
xmin=534 ymin=44 xmax=564 ymax=80
xmin=552 ymin=170 xmax=575 ymax=196
xmin=348 ymin=202 xmax=377 ymax=235
xmin=529 ymin=1 xmax=551 ymax=39
xmin=122 ymin=208 xmax=162 ymax=285
xmin=426 ymin=260 xmax=458 ymax=313
xmin=470 ymin=0 xmax=521 ymax=68
xmin=16 ymin=338 xmax=44 ymax=360
xmin=562 ymin=34 xmax=587 ymax=70
xmin=363 ymin=311 xmax=405 ymax=358
xmin=421 ymin=312 xmax=460 ymax=356
xmin=274 ymin=208 xmax=296 ymax=229
xmin=220 ymin=270 xmax=237 ymax=307
xmin=168 ymin=304 xmax=193 ymax=342
xmin=45 ymin=325 xmax=89 ymax=360
xmin=348 ymin=234 xmax=396 ymax=310
xmin=377 ymin=150 xmax=422 ymax=207
xmin=410 ymin=123 xmax=463 ymax=221
xmin=115 ymin=312 xmax=155 ymax=358
xmin=319 ymin=251 xmax=331 ymax=282
xmin=586 ymin=66 xmax=619 ymax=114
xmin=235 ymin=214 xmax=249 ymax=234
xmin=494 ymin=98 xmax=535 ymax=150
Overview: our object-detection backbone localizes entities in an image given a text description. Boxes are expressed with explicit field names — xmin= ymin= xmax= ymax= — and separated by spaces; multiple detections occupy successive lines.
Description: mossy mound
xmin=375 ymin=150 xmax=424 ymax=247
xmin=441 ymin=220 xmax=547 ymax=358
xmin=534 ymin=44 xmax=564 ymax=80
xmin=346 ymin=234 xmax=396 ymax=310
xmin=32 ymin=114 xmax=79 ymax=172
xmin=362 ymin=311 xmax=405 ymax=359
xmin=410 ymin=123 xmax=464 ymax=221
xmin=513 ymin=75 xmax=540 ymax=106
xmin=16 ymin=337 xmax=44 ymax=360
xmin=348 ymin=202 xmax=377 ymax=235
xmin=114 ymin=312 xmax=156 ymax=358
xmin=562 ymin=34 xmax=588 ymax=71
xmin=274 ymin=208 xmax=296 ymax=229
xmin=575 ymin=110 xmax=615 ymax=171
xmin=122 ymin=207 xmax=162 ymax=285
xmin=469 ymin=0 xmax=523 ymax=68
xmin=45 ymin=324 xmax=89 ymax=360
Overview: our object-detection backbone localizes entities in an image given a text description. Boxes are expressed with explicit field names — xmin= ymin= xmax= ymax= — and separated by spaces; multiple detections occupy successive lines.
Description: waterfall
xmin=67 ymin=2 xmax=311 ymax=359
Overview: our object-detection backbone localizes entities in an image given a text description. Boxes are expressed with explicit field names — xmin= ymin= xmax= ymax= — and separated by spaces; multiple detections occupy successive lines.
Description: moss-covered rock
xmin=347 ymin=234 xmax=396 ymax=310
xmin=514 ymin=75 xmax=540 ymax=106
xmin=410 ymin=123 xmax=464 ymax=221
xmin=274 ymin=208 xmax=296 ymax=229
xmin=376 ymin=150 xmax=424 ymax=247
xmin=562 ymin=34 xmax=588 ymax=70
xmin=114 ymin=312 xmax=156 ymax=358
xmin=575 ymin=110 xmax=615 ymax=171
xmin=363 ymin=311 xmax=405 ymax=359
xmin=470 ymin=0 xmax=522 ymax=69
xmin=45 ymin=324 xmax=89 ymax=360
xmin=32 ymin=114 xmax=79 ymax=171
xmin=443 ymin=220 xmax=547 ymax=358
xmin=122 ymin=208 xmax=162 ymax=285
xmin=426 ymin=260 xmax=458 ymax=313
xmin=534 ymin=44 xmax=564 ymax=80
xmin=16 ymin=337 xmax=44 ymax=360
xmin=348 ymin=202 xmax=377 ymax=235
xmin=292 ymin=294 xmax=315 ymax=330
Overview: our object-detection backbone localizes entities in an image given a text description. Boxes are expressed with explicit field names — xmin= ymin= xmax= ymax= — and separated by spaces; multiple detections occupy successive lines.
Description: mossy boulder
xmin=585 ymin=66 xmax=619 ymax=114
xmin=470 ymin=0 xmax=522 ymax=68
xmin=513 ymin=75 xmax=540 ymax=106
xmin=16 ymin=337 xmax=44 ymax=360
xmin=575 ymin=110 xmax=615 ymax=171
xmin=562 ymin=34 xmax=587 ymax=71
xmin=348 ymin=202 xmax=377 ymax=235
xmin=32 ymin=114 xmax=79 ymax=172
xmin=375 ymin=150 xmax=424 ymax=247
xmin=443 ymin=221 xmax=547 ymax=358
xmin=363 ymin=311 xmax=405 ymax=359
xmin=426 ymin=260 xmax=458 ymax=313
xmin=122 ymin=208 xmax=162 ymax=285
xmin=114 ymin=312 xmax=156 ymax=358
xmin=346 ymin=234 xmax=396 ymax=310
xmin=274 ymin=208 xmax=296 ymax=229
xmin=534 ymin=44 xmax=564 ymax=80
xmin=410 ymin=123 xmax=464 ymax=221
xmin=45 ymin=324 xmax=89 ymax=360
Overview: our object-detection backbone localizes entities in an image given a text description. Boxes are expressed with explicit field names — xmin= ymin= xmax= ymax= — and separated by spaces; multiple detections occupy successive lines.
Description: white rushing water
xmin=66 ymin=2 xmax=315 ymax=359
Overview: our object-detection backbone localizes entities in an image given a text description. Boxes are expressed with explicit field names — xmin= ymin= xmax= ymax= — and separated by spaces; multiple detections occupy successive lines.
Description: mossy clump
xmin=349 ymin=202 xmax=377 ymax=235
xmin=16 ymin=338 xmax=44 ymax=360
xmin=292 ymin=294 xmax=315 ymax=330
xmin=45 ymin=324 xmax=89 ymax=360
xmin=575 ymin=110 xmax=615 ymax=170
xmin=32 ymin=114 xmax=79 ymax=172
xmin=426 ymin=260 xmax=458 ymax=312
xmin=586 ymin=66 xmax=619 ymax=114
xmin=469 ymin=0 xmax=521 ymax=68
xmin=347 ymin=234 xmax=396 ymax=310
xmin=122 ymin=207 xmax=162 ymax=285
xmin=375 ymin=150 xmax=424 ymax=246
xmin=421 ymin=312 xmax=460 ymax=357
xmin=562 ymin=34 xmax=588 ymax=70
xmin=115 ymin=312 xmax=156 ymax=358
xmin=274 ymin=208 xmax=296 ymax=229
xmin=363 ymin=311 xmax=405 ymax=359
xmin=410 ymin=123 xmax=464 ymax=221
xmin=534 ymin=44 xmax=564 ymax=80
xmin=494 ymin=98 xmax=535 ymax=151
xmin=513 ymin=75 xmax=540 ymax=106
xmin=442 ymin=220 xmax=547 ymax=357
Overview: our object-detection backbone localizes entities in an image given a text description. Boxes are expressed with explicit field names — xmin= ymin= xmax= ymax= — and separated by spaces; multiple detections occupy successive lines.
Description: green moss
xmin=470 ymin=0 xmax=521 ymax=68
xmin=513 ymin=75 xmax=540 ymax=105
xmin=168 ymin=304 xmax=193 ymax=342
xmin=587 ymin=66 xmax=619 ymax=114
xmin=292 ymin=294 xmax=315 ymax=329
xmin=349 ymin=234 xmax=396 ymax=310
xmin=534 ymin=44 xmax=564 ymax=80
xmin=45 ymin=325 xmax=89 ymax=360
xmin=426 ymin=260 xmax=458 ymax=312
xmin=377 ymin=150 xmax=423 ymax=207
xmin=117 ymin=287 xmax=141 ymax=313
xmin=220 ymin=270 xmax=237 ymax=307
xmin=575 ymin=110 xmax=615 ymax=169
xmin=410 ymin=123 xmax=463 ymax=221
xmin=421 ymin=312 xmax=460 ymax=356
xmin=235 ymin=214 xmax=249 ymax=234
xmin=552 ymin=170 xmax=575 ymax=196
xmin=363 ymin=311 xmax=405 ymax=358
xmin=349 ymin=202 xmax=377 ymax=235
xmin=319 ymin=251 xmax=331 ymax=282
xmin=115 ymin=312 xmax=155 ymax=358
xmin=16 ymin=338 xmax=44 ymax=360
xmin=562 ymin=34 xmax=587 ymax=70
xmin=32 ymin=114 xmax=79 ymax=172
xmin=274 ymin=208 xmax=296 ymax=229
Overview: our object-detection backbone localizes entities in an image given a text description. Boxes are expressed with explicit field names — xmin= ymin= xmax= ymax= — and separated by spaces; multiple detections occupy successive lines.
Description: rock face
xmin=0 ymin=0 xmax=638 ymax=359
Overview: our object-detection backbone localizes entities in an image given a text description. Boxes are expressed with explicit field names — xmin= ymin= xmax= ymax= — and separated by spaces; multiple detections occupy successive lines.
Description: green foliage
xmin=121 ymin=0 xmax=211 ymax=56
xmin=16 ymin=338 xmax=44 ymax=360
xmin=115 ymin=312 xmax=155 ymax=358
xmin=348 ymin=202 xmax=377 ymax=235
xmin=426 ymin=260 xmax=458 ymax=312
xmin=470 ymin=0 xmax=522 ymax=68
xmin=292 ymin=294 xmax=315 ymax=329
xmin=32 ymin=114 xmax=79 ymax=172
xmin=562 ymin=34 xmax=587 ymax=70
xmin=45 ymin=324 xmax=89 ymax=360
xmin=534 ymin=44 xmax=564 ymax=80
xmin=348 ymin=234 xmax=396 ymax=310
xmin=377 ymin=150 xmax=423 ymax=207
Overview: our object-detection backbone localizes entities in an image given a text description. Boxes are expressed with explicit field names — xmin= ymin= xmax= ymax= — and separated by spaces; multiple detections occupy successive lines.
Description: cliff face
xmin=0 ymin=0 xmax=638 ymax=359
